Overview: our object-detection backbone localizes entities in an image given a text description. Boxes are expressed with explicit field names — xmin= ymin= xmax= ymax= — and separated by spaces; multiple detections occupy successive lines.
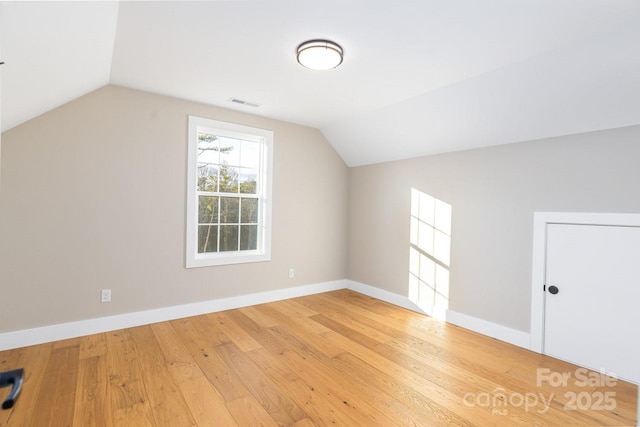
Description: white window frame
xmin=186 ymin=116 xmax=273 ymax=268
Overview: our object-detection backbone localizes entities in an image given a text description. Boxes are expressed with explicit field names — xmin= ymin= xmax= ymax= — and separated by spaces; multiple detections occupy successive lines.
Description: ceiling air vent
xmin=228 ymin=98 xmax=261 ymax=108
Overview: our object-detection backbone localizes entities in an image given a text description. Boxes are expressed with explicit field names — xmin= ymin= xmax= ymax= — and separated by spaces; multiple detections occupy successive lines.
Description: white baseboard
xmin=0 ymin=280 xmax=347 ymax=351
xmin=345 ymin=280 xmax=427 ymax=314
xmin=345 ymin=280 xmax=530 ymax=350
xmin=444 ymin=309 xmax=530 ymax=349
xmin=0 ymin=278 xmax=530 ymax=352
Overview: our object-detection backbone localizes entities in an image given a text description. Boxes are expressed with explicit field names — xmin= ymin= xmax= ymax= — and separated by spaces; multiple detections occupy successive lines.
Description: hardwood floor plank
xmin=271 ymin=298 xmax=319 ymax=318
xmin=31 ymin=345 xmax=80 ymax=427
xmin=151 ymin=322 xmax=238 ymax=427
xmin=316 ymin=299 xmax=589 ymax=425
xmin=225 ymin=395 xmax=279 ymax=427
xmin=0 ymin=348 xmax=23 ymax=373
xmin=266 ymin=325 xmax=334 ymax=360
xmin=127 ymin=325 xmax=197 ymax=426
xmin=150 ymin=322 xmax=197 ymax=382
xmin=246 ymin=347 xmax=369 ymax=427
xmin=329 ymin=326 xmax=574 ymax=426
xmin=79 ymin=333 xmax=107 ymax=360
xmin=238 ymin=305 xmax=280 ymax=328
xmin=215 ymin=342 xmax=308 ymax=426
xmin=0 ymin=348 xmax=24 ymax=426
xmin=326 ymin=293 xmax=636 ymax=426
xmin=223 ymin=310 xmax=285 ymax=355
xmin=288 ymin=418 xmax=319 ymax=427
xmin=265 ymin=326 xmax=431 ymax=426
xmin=310 ymin=313 xmax=386 ymax=349
xmin=275 ymin=347 xmax=413 ymax=426
xmin=206 ymin=311 xmax=262 ymax=352
xmin=73 ymin=355 xmax=111 ymax=427
xmin=313 ymin=291 xmax=552 ymax=383
xmin=347 ymin=346 xmax=522 ymax=426
xmin=0 ymin=343 xmax=53 ymax=427
xmin=183 ymin=315 xmax=232 ymax=348
xmin=382 ymin=335 xmax=633 ymax=425
xmin=105 ymin=330 xmax=155 ymax=427
xmin=0 ymin=290 xmax=635 ymax=426
xmin=170 ymin=316 xmax=249 ymax=402
xmin=295 ymin=295 xmax=395 ymax=344
xmin=175 ymin=376 xmax=239 ymax=427
xmin=230 ymin=309 xmax=424 ymax=426
xmin=52 ymin=336 xmax=82 ymax=349
xmin=255 ymin=303 xmax=330 ymax=336
xmin=253 ymin=304 xmax=344 ymax=357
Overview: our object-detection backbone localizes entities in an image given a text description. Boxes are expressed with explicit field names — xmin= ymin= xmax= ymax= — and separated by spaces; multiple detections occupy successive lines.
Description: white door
xmin=544 ymin=223 xmax=640 ymax=384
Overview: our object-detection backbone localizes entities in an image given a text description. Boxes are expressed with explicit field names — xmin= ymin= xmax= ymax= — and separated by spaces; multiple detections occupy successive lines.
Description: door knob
xmin=548 ymin=285 xmax=559 ymax=295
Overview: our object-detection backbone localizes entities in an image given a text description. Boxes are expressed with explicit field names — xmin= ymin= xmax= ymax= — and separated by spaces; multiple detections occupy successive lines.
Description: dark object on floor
xmin=0 ymin=368 xmax=24 ymax=409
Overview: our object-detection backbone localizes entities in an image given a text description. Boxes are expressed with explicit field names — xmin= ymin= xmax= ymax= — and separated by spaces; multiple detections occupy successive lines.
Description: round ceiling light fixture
xmin=296 ymin=39 xmax=343 ymax=70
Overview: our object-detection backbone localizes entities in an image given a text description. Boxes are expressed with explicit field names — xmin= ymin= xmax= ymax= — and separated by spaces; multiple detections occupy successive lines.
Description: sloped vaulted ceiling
xmin=1 ymin=1 xmax=119 ymax=133
xmin=2 ymin=0 xmax=640 ymax=166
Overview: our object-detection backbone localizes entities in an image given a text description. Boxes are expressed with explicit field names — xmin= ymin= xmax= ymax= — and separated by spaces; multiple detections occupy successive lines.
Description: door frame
xmin=530 ymin=211 xmax=640 ymax=353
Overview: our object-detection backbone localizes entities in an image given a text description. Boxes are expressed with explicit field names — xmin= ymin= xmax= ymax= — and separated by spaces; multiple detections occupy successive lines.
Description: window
xmin=186 ymin=116 xmax=273 ymax=268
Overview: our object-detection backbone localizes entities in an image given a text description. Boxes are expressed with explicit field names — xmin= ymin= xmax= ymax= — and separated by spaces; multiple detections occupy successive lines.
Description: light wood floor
xmin=0 ymin=290 xmax=636 ymax=426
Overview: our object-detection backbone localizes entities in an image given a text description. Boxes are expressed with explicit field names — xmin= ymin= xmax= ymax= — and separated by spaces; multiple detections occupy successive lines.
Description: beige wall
xmin=0 ymin=85 xmax=348 ymax=332
xmin=348 ymin=124 xmax=640 ymax=332
xmin=4 ymin=83 xmax=640 ymax=337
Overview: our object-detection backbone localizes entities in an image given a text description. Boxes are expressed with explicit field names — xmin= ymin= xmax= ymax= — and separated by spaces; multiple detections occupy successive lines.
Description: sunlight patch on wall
xmin=409 ymin=188 xmax=452 ymax=319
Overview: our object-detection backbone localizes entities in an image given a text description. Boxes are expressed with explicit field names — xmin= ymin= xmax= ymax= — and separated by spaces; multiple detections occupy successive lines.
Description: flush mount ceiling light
xmin=296 ymin=39 xmax=343 ymax=70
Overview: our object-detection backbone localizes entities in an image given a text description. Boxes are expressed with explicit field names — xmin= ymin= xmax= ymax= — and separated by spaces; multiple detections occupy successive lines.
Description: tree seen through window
xmin=196 ymin=132 xmax=259 ymax=254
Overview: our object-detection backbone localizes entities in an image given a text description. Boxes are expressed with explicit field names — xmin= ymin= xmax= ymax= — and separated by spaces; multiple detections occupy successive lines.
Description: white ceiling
xmin=2 ymin=0 xmax=640 ymax=166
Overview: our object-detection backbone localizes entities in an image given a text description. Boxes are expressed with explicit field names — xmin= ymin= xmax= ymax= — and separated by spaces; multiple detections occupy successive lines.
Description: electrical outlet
xmin=101 ymin=289 xmax=111 ymax=303
xmin=288 ymin=268 xmax=295 ymax=279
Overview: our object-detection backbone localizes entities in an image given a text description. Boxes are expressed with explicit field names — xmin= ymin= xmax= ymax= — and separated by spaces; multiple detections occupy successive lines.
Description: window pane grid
xmin=196 ymin=191 xmax=259 ymax=253
xmin=188 ymin=116 xmax=272 ymax=267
